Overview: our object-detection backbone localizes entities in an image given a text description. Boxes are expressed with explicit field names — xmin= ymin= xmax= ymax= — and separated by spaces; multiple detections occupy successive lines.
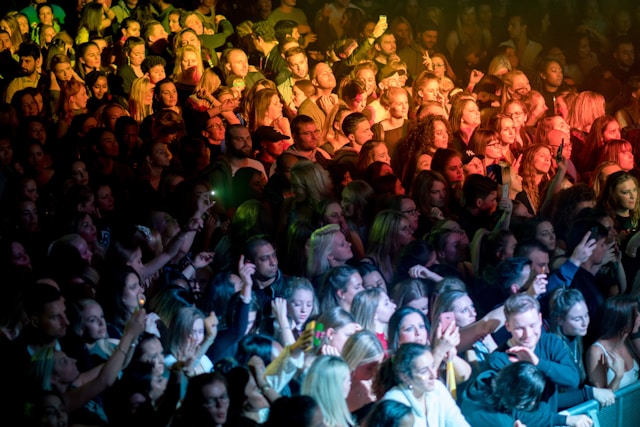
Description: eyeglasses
xmin=433 ymin=63 xmax=445 ymax=68
xmin=509 ymin=111 xmax=525 ymax=118
xmin=486 ymin=140 xmax=501 ymax=147
xmin=402 ymin=208 xmax=420 ymax=216
xmin=207 ymin=123 xmax=225 ymax=130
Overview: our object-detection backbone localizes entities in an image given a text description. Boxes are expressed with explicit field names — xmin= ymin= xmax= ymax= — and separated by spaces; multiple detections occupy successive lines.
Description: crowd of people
xmin=2 ymin=0 xmax=640 ymax=426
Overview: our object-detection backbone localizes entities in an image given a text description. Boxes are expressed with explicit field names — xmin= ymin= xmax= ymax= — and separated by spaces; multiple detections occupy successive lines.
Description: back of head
xmin=490 ymin=362 xmax=545 ymax=412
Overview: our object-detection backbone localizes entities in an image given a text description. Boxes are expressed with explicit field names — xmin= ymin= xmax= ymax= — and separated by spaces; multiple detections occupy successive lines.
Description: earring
xmin=127 ymin=57 xmax=131 ymax=66
xmin=408 ymin=383 xmax=413 ymax=390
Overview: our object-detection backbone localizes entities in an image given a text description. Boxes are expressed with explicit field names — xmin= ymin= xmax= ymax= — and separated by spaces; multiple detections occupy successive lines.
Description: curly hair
xmin=519 ymin=144 xmax=551 ymax=214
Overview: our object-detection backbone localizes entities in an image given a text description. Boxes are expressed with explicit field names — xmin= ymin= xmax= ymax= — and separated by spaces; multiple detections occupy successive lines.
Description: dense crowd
xmin=1 ymin=0 xmax=640 ymax=426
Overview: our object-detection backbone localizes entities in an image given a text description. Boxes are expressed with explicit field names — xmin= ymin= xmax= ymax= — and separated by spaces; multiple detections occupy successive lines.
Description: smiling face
xmin=506 ymin=308 xmax=542 ymax=350
xmin=408 ymin=351 xmax=437 ymax=393
xmin=389 ymin=92 xmax=409 ymax=119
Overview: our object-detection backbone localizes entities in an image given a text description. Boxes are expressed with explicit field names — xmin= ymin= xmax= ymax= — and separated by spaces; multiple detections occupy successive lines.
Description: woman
xmin=28 ymin=309 xmax=145 ymax=422
xmin=75 ymin=3 xmax=108 ymax=45
xmin=411 ymin=71 xmax=444 ymax=115
xmin=431 ymin=148 xmax=464 ymax=211
xmin=491 ymin=114 xmax=518 ymax=162
xmin=249 ymin=88 xmax=291 ymax=138
xmin=597 ymin=171 xmax=639 ymax=242
xmin=397 ymin=115 xmax=451 ymax=190
xmin=225 ymin=365 xmax=271 ymax=426
xmin=128 ymin=77 xmax=154 ymax=123
xmin=164 ymin=306 xmax=216 ymax=376
xmin=531 ymin=57 xmax=565 ymax=114
xmin=318 ymin=265 xmax=363 ymax=312
xmin=366 ymin=400 xmax=414 ymax=427
xmin=341 ymin=180 xmax=375 ymax=244
xmin=302 ymin=355 xmax=355 ymax=427
xmin=598 ymin=139 xmax=636 ymax=173
xmin=320 ymin=199 xmax=366 ymax=261
xmin=86 ymin=71 xmax=122 ymax=113
xmin=579 ymin=115 xmax=621 ymax=174
xmin=342 ymin=330 xmax=385 ymax=417
xmin=307 ymin=224 xmax=354 ymax=280
xmin=468 ymin=128 xmax=502 ymax=170
xmin=351 ymin=288 xmax=396 ymax=351
xmin=382 ymin=343 xmax=470 ymax=427
xmin=56 ymin=79 xmax=89 ymax=140
xmin=317 ymin=307 xmax=362 ymax=353
xmin=116 ymin=36 xmax=146 ymax=96
xmin=566 ymin=91 xmax=605 ymax=167
xmin=172 ymin=45 xmax=205 ymax=97
xmin=355 ymin=140 xmax=391 ymax=178
xmin=365 ymin=210 xmax=415 ymax=283
xmin=410 ymin=170 xmax=449 ymax=237
xmin=280 ymin=277 xmax=318 ymax=339
xmin=380 ymin=87 xmax=409 ymax=154
xmin=172 ymin=372 xmax=230 ymax=427
xmin=449 ymin=97 xmax=481 ymax=154
xmin=501 ymin=70 xmax=530 ymax=105
xmin=67 ymin=298 xmax=117 ymax=367
xmin=153 ymin=79 xmax=181 ymax=115
xmin=74 ymin=42 xmax=104 ymax=81
xmin=503 ymin=99 xmax=533 ymax=148
xmin=516 ymin=144 xmax=552 ymax=216
xmin=586 ymin=295 xmax=640 ymax=390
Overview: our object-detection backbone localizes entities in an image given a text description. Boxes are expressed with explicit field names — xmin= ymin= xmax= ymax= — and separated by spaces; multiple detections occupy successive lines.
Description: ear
xmin=336 ymin=288 xmax=345 ymax=300
xmin=417 ymin=90 xmax=423 ymax=99
xmin=509 ymin=284 xmax=520 ymax=295
xmin=474 ymin=197 xmax=483 ymax=209
xmin=325 ymin=327 xmax=335 ymax=341
xmin=201 ymin=129 xmax=209 ymax=139
xmin=30 ymin=314 xmax=39 ymax=329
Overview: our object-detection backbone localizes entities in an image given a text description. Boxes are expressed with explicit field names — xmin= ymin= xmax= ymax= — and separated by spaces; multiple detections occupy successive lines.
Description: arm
xmin=272 ymin=298 xmax=295 ymax=347
xmin=64 ymin=309 xmax=145 ymax=412
xmin=458 ymin=305 xmax=505 ymax=352
xmin=586 ymin=344 xmax=624 ymax=390
xmin=540 ymin=158 xmax=567 ymax=217
xmin=264 ymin=329 xmax=312 ymax=393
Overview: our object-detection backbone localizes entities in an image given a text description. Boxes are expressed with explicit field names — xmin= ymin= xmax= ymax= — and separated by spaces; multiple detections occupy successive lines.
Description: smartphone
xmin=589 ymin=226 xmax=599 ymax=241
xmin=379 ymin=15 xmax=387 ymax=24
xmin=502 ymin=183 xmax=510 ymax=200
xmin=208 ymin=190 xmax=216 ymax=204
xmin=137 ymin=294 xmax=146 ymax=309
xmin=486 ymin=164 xmax=503 ymax=184
xmin=556 ymin=139 xmax=565 ymax=162
xmin=439 ymin=311 xmax=455 ymax=331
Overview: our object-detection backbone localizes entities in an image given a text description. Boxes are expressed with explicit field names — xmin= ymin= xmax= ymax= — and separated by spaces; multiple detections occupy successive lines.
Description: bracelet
xmin=261 ymin=384 xmax=271 ymax=393
xmin=115 ymin=345 xmax=127 ymax=356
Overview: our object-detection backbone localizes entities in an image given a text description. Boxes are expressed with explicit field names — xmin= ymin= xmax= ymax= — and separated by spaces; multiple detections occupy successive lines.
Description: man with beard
xmin=204 ymin=125 xmax=266 ymax=211
xmin=5 ymin=43 xmax=48 ymax=104
xmin=244 ymin=236 xmax=288 ymax=315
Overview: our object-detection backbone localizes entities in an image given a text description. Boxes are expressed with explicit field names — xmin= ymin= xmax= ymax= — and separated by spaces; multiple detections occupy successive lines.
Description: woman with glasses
xmin=172 ymin=372 xmax=230 ymax=427
xmin=502 ymin=99 xmax=534 ymax=148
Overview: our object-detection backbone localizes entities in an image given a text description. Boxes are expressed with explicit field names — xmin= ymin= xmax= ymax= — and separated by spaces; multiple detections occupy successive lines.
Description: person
xmin=586 ymin=295 xmax=640 ymax=391
xmin=351 ymin=288 xmax=396 ymax=351
xmin=225 ymin=364 xmax=272 ymax=426
xmin=487 ymin=294 xmax=581 ymax=415
xmin=264 ymin=395 xmax=324 ymax=427
xmin=342 ymin=330 xmax=385 ymax=417
xmin=171 ymin=372 xmax=230 ymax=427
xmin=364 ymin=400 xmax=414 ymax=427
xmin=382 ymin=343 xmax=470 ymax=427
xmin=307 ymin=224 xmax=354 ymax=280
xmin=461 ymin=361 xmax=593 ymax=427
xmin=302 ymin=355 xmax=354 ymax=427
xmin=316 ymin=307 xmax=361 ymax=353
xmin=318 ymin=265 xmax=363 ymax=312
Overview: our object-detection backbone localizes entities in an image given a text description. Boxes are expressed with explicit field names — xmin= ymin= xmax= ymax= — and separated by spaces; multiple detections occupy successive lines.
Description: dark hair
xmin=393 ymin=240 xmax=436 ymax=283
xmin=341 ymin=112 xmax=368 ymax=137
xmin=549 ymin=288 xmax=586 ymax=332
xmin=318 ymin=265 xmax=359 ymax=312
xmin=173 ymin=372 xmax=229 ymax=426
xmin=490 ymin=362 xmax=545 ymax=412
xmin=388 ymin=307 xmax=427 ymax=352
xmin=494 ymin=256 xmax=531 ymax=294
xmin=462 ymin=174 xmax=498 ymax=208
xmin=225 ymin=366 xmax=253 ymax=422
xmin=431 ymin=148 xmax=461 ymax=180
xmin=513 ymin=239 xmax=549 ymax=259
xmin=291 ymin=114 xmax=316 ymax=138
xmin=17 ymin=42 xmax=41 ymax=60
xmin=393 ymin=342 xmax=430 ymax=384
xmin=236 ymin=334 xmax=277 ymax=366
xmin=565 ymin=219 xmax=607 ymax=255
xmin=273 ymin=20 xmax=298 ymax=45
xmin=265 ymin=395 xmax=320 ymax=427
xmin=597 ymin=295 xmax=639 ymax=339
xmin=365 ymin=400 xmax=413 ymax=427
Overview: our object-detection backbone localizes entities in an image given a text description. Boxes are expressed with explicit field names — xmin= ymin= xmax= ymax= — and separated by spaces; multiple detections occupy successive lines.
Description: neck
xmin=386 ymin=116 xmax=404 ymax=127
xmin=255 ymin=276 xmax=275 ymax=289
xmin=459 ymin=125 xmax=475 ymax=142
xmin=410 ymin=385 xmax=425 ymax=400
xmin=316 ymin=87 xmax=334 ymax=96
xmin=616 ymin=208 xmax=630 ymax=217
xmin=258 ymin=151 xmax=276 ymax=163
xmin=280 ymin=4 xmax=293 ymax=12
xmin=98 ymin=156 xmax=114 ymax=172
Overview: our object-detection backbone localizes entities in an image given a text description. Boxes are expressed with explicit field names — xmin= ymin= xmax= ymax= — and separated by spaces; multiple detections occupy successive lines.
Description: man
xmin=201 ymin=115 xmax=226 ymax=160
xmin=149 ymin=0 xmax=176 ymax=33
xmin=333 ymin=112 xmax=373 ymax=167
xmin=21 ymin=0 xmax=66 ymax=26
xmin=498 ymin=13 xmax=542 ymax=77
xmin=284 ymin=115 xmax=332 ymax=168
xmin=254 ymin=125 xmax=290 ymax=174
xmin=611 ymin=37 xmax=638 ymax=83
xmin=475 ymin=256 xmax=533 ymax=317
xmin=204 ymin=124 xmax=267 ymax=210
xmin=244 ymin=236 xmax=288 ymax=314
xmin=251 ymin=21 xmax=289 ymax=82
xmin=458 ymin=174 xmax=498 ymax=239
xmin=268 ymin=0 xmax=312 ymax=35
xmin=277 ymin=46 xmax=310 ymax=105
xmin=310 ymin=61 xmax=338 ymax=116
xmin=5 ymin=43 xmax=47 ymax=104
xmin=144 ymin=20 xmax=171 ymax=63
xmin=488 ymin=294 xmax=580 ymax=418
xmin=111 ymin=0 xmax=140 ymax=24
xmin=398 ymin=20 xmax=442 ymax=79
xmin=372 ymin=31 xmax=398 ymax=70
xmin=223 ymin=48 xmax=266 ymax=90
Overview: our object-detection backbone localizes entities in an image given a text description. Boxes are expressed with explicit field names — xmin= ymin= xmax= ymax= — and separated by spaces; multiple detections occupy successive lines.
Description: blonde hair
xmin=342 ymin=330 xmax=384 ymax=372
xmin=307 ymin=224 xmax=343 ymax=278
xmin=351 ymin=288 xmax=386 ymax=332
xmin=566 ymin=91 xmax=605 ymax=132
xmin=194 ymin=67 xmax=221 ymax=95
xmin=129 ymin=77 xmax=153 ymax=123
xmin=301 ymin=356 xmax=354 ymax=427
xmin=172 ymin=44 xmax=204 ymax=83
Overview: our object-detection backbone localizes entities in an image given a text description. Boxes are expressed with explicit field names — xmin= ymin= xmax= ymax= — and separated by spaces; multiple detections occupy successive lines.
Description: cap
xmin=253 ymin=126 xmax=290 ymax=143
xmin=462 ymin=149 xmax=485 ymax=165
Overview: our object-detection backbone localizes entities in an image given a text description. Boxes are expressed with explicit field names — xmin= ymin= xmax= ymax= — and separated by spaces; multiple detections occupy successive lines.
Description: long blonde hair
xmin=302 ymin=356 xmax=354 ymax=427
xmin=129 ymin=77 xmax=153 ymax=123
xmin=172 ymin=44 xmax=204 ymax=84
